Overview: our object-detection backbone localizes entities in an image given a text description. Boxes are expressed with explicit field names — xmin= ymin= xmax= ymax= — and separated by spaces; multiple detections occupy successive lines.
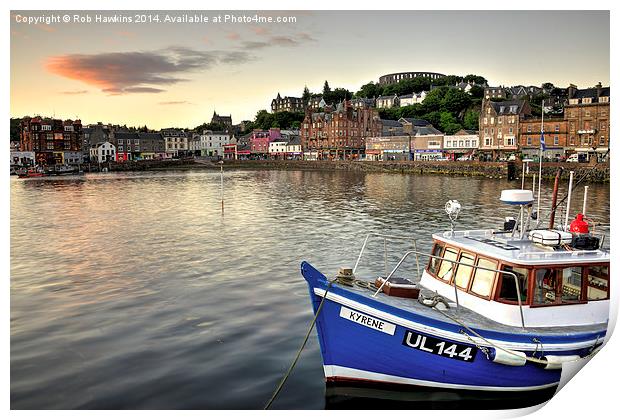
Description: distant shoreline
xmin=98 ymin=159 xmax=609 ymax=183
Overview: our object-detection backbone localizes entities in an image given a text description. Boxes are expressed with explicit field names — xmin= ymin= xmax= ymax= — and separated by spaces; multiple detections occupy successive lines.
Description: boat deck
xmin=342 ymin=279 xmax=606 ymax=338
xmin=434 ymin=229 xmax=609 ymax=266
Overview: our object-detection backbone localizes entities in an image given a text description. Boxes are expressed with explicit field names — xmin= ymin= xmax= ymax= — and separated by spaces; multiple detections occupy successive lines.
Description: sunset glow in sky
xmin=10 ymin=10 xmax=610 ymax=129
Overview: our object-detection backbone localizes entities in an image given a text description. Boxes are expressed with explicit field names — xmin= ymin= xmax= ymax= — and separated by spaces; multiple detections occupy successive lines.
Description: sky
xmin=10 ymin=10 xmax=610 ymax=130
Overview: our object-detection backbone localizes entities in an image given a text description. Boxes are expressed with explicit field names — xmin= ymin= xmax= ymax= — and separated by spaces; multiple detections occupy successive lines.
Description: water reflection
xmin=10 ymin=170 xmax=609 ymax=409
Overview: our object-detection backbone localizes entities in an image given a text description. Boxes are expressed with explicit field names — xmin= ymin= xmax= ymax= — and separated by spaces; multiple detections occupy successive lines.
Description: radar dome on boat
xmin=500 ymin=189 xmax=534 ymax=205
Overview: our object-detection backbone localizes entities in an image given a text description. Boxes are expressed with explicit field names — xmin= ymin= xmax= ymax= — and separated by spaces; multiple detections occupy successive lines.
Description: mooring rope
xmin=263 ymin=278 xmax=336 ymax=410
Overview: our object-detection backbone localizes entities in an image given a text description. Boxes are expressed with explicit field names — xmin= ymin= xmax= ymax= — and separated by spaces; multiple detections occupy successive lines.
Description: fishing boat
xmin=301 ymin=185 xmax=609 ymax=406
xmin=17 ymin=167 xmax=46 ymax=178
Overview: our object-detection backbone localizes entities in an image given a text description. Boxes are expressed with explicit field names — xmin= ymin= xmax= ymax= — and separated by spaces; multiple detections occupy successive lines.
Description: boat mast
xmin=536 ymin=99 xmax=544 ymax=227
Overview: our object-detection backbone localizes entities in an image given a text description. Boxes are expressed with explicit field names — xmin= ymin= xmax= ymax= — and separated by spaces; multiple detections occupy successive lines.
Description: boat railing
xmin=352 ymin=232 xmax=423 ymax=279
xmin=371 ymin=249 xmax=527 ymax=329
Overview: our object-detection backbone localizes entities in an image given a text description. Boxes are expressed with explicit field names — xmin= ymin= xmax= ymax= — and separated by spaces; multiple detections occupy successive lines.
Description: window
xmin=555 ymin=124 xmax=560 ymax=132
xmin=428 ymin=244 xmax=444 ymax=275
xmin=534 ymin=268 xmax=558 ymax=305
xmin=437 ymin=247 xmax=459 ymax=282
xmin=554 ymin=136 xmax=559 ymax=146
xmin=561 ymin=267 xmax=584 ymax=303
xmin=600 ymin=136 xmax=605 ymax=145
xmin=527 ymin=136 xmax=532 ymax=145
xmin=454 ymin=252 xmax=475 ymax=289
xmin=498 ymin=266 xmax=528 ymax=303
xmin=470 ymin=258 xmax=497 ymax=298
xmin=587 ymin=265 xmax=609 ymax=300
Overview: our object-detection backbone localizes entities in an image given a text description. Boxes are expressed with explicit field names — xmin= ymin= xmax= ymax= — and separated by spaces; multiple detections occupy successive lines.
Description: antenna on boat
xmin=536 ymin=99 xmax=545 ymax=227
xmin=445 ymin=200 xmax=461 ymax=233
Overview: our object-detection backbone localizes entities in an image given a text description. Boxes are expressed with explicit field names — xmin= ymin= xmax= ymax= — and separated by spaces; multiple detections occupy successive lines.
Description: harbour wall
xmin=98 ymin=159 xmax=609 ymax=183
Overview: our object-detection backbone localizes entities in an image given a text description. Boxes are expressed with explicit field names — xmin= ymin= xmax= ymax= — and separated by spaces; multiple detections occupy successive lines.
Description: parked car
xmin=566 ymin=154 xmax=579 ymax=163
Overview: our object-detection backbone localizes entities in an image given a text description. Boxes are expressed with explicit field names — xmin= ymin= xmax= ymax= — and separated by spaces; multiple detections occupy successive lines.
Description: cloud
xmin=158 ymin=100 xmax=192 ymax=105
xmin=239 ymin=33 xmax=316 ymax=50
xmin=60 ymin=90 xmax=89 ymax=95
xmin=46 ymin=47 xmax=253 ymax=95
xmin=226 ymin=32 xmax=240 ymax=40
xmin=251 ymin=26 xmax=271 ymax=36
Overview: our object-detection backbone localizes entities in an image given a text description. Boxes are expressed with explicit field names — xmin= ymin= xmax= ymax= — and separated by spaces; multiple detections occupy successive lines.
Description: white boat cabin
xmin=419 ymin=229 xmax=610 ymax=328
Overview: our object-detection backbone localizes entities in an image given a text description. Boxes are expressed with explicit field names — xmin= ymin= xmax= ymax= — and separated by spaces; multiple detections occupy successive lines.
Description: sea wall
xmin=97 ymin=158 xmax=609 ymax=183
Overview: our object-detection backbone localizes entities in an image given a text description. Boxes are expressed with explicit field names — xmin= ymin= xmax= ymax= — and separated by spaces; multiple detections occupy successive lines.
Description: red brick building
xmin=564 ymin=83 xmax=610 ymax=161
xmin=19 ymin=116 xmax=83 ymax=165
xmin=301 ymin=100 xmax=381 ymax=160
xmin=519 ymin=117 xmax=568 ymax=160
xmin=478 ymin=99 xmax=531 ymax=160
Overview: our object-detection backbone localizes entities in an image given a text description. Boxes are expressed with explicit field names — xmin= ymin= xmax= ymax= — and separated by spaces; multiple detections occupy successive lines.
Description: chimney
xmin=568 ymin=84 xmax=577 ymax=99
xmin=596 ymin=82 xmax=602 ymax=98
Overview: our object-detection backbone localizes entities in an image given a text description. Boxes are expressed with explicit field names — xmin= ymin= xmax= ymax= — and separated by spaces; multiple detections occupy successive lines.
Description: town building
xmin=285 ymin=137 xmax=302 ymax=159
xmin=564 ymin=83 xmax=610 ymax=162
xmin=82 ymin=122 xmax=113 ymax=160
xmin=10 ymin=151 xmax=36 ymax=167
xmin=398 ymin=118 xmax=431 ymax=135
xmin=381 ymin=119 xmax=405 ymax=136
xmin=365 ymin=135 xmax=411 ymax=161
xmin=113 ymin=132 xmax=140 ymax=162
xmin=398 ymin=91 xmax=427 ymax=107
xmin=90 ymin=141 xmax=116 ymax=163
xmin=484 ymin=87 xmax=507 ymax=100
xmin=137 ymin=133 xmax=166 ymax=159
xmin=198 ymin=131 xmax=231 ymax=158
xmin=379 ymin=71 xmax=446 ymax=85
xmin=211 ymin=111 xmax=233 ymax=131
xmin=376 ymin=94 xmax=400 ymax=108
xmin=350 ymin=98 xmax=375 ymax=109
xmin=412 ymin=125 xmax=444 ymax=160
xmin=443 ymin=129 xmax=479 ymax=160
xmin=269 ymin=139 xmax=288 ymax=159
xmin=307 ymin=96 xmax=325 ymax=110
xmin=250 ymin=128 xmax=281 ymax=157
xmin=519 ymin=117 xmax=568 ymax=161
xmin=19 ymin=116 xmax=83 ymax=165
xmin=301 ymin=100 xmax=382 ymax=160
xmin=479 ymin=99 xmax=532 ymax=160
xmin=160 ymin=129 xmax=189 ymax=158
xmin=271 ymin=93 xmax=304 ymax=113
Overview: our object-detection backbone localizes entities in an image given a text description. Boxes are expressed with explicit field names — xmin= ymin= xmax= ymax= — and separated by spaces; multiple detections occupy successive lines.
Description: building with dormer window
xmin=479 ymin=99 xmax=532 ymax=160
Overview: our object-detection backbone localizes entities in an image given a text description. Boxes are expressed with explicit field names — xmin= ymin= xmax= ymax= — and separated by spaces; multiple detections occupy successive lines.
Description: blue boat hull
xmin=301 ymin=261 xmax=604 ymax=400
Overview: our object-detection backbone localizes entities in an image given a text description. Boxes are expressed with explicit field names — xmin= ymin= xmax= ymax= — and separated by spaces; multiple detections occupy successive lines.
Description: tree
xmin=463 ymin=110 xmax=479 ymax=131
xmin=469 ymin=85 xmax=484 ymax=99
xmin=441 ymin=88 xmax=472 ymax=114
xmin=322 ymin=80 xmax=331 ymax=97
xmin=439 ymin=111 xmax=462 ymax=135
xmin=302 ymin=86 xmax=311 ymax=104
xmin=421 ymin=87 xmax=447 ymax=112
xmin=355 ymin=82 xmax=381 ymax=99
xmin=542 ymin=82 xmax=555 ymax=91
xmin=463 ymin=74 xmax=488 ymax=85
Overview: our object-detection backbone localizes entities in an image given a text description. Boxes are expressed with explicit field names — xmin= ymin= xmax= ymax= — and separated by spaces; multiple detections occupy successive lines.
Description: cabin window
xmin=587 ymin=265 xmax=609 ymax=301
xmin=498 ymin=266 xmax=528 ymax=303
xmin=454 ymin=252 xmax=475 ymax=289
xmin=470 ymin=258 xmax=497 ymax=298
xmin=561 ymin=267 xmax=584 ymax=303
xmin=428 ymin=243 xmax=444 ymax=275
xmin=534 ymin=268 xmax=559 ymax=305
xmin=437 ymin=247 xmax=458 ymax=282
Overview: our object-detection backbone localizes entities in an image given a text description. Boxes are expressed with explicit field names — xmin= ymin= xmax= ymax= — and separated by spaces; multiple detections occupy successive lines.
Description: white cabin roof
xmin=433 ymin=229 xmax=609 ymax=266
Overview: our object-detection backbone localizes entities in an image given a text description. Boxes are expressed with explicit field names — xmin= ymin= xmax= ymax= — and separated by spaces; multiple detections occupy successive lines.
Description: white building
xmin=399 ymin=91 xmax=427 ymax=107
xmin=161 ymin=129 xmax=189 ymax=158
xmin=199 ymin=130 xmax=230 ymax=157
xmin=90 ymin=141 xmax=116 ymax=163
xmin=10 ymin=151 xmax=36 ymax=166
xmin=285 ymin=138 xmax=302 ymax=159
xmin=443 ymin=129 xmax=479 ymax=159
xmin=269 ymin=140 xmax=288 ymax=158
xmin=376 ymin=94 xmax=400 ymax=108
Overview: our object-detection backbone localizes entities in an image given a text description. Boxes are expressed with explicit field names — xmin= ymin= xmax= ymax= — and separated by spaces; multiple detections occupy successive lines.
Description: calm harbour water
xmin=10 ymin=169 xmax=610 ymax=409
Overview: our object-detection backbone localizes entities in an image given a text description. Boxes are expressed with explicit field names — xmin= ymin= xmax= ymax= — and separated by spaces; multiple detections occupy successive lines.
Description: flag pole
xmin=536 ymin=99 xmax=544 ymax=226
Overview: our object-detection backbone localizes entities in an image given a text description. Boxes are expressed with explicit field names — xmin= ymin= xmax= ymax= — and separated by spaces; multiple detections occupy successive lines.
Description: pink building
xmin=250 ymin=128 xmax=281 ymax=156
